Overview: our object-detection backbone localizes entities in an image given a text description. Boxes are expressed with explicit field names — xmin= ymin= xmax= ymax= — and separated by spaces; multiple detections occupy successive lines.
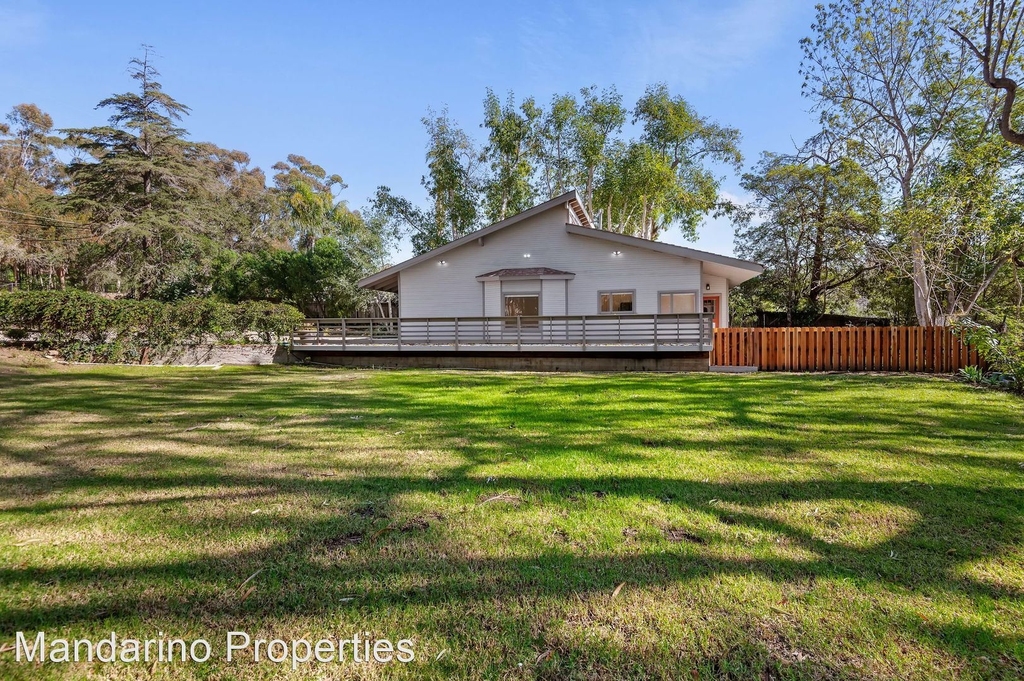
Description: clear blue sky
xmin=1 ymin=0 xmax=819 ymax=261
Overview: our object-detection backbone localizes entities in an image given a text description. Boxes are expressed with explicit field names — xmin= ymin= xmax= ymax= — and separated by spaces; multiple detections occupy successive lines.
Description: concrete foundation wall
xmin=295 ymin=351 xmax=710 ymax=372
xmin=151 ymin=344 xmax=291 ymax=366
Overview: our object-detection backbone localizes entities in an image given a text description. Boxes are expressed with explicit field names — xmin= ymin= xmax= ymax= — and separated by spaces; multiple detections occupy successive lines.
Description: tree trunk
xmin=900 ymin=180 xmax=934 ymax=326
xmin=808 ymin=177 xmax=828 ymax=313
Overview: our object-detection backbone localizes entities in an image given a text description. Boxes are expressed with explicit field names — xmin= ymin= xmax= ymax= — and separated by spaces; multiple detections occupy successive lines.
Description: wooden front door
xmin=703 ymin=294 xmax=721 ymax=328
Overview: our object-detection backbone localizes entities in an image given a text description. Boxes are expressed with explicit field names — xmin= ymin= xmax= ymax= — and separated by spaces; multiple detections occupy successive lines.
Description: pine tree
xmin=63 ymin=46 xmax=215 ymax=296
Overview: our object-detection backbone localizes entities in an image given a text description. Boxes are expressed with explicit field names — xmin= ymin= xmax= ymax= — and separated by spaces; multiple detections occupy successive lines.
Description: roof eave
xmin=564 ymin=224 xmax=763 ymax=278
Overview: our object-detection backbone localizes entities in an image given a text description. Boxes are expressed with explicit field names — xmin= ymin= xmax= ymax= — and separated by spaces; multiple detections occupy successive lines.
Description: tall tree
xmin=952 ymin=0 xmax=1024 ymax=146
xmin=887 ymin=108 xmax=1024 ymax=324
xmin=735 ymin=134 xmax=881 ymax=322
xmin=536 ymin=93 xmax=579 ymax=199
xmin=571 ymin=86 xmax=626 ymax=216
xmin=595 ymin=84 xmax=741 ymax=240
xmin=272 ymin=154 xmax=359 ymax=252
xmin=371 ymin=110 xmax=480 ymax=255
xmin=0 ymin=104 xmax=63 ymax=194
xmin=421 ymin=109 xmax=480 ymax=244
xmin=480 ymin=89 xmax=541 ymax=223
xmin=62 ymin=47 xmax=219 ymax=296
xmin=801 ymin=0 xmax=977 ymax=324
xmin=0 ymin=104 xmax=68 ymax=288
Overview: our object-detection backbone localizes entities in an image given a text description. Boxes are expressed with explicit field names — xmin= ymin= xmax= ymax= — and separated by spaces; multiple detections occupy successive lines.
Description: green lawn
xmin=1 ymin=359 xmax=1022 ymax=679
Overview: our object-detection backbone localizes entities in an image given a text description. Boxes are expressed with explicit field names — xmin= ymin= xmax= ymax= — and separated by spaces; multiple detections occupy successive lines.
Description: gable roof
xmin=358 ymin=190 xmax=589 ymax=292
xmin=358 ymin=191 xmax=764 ymax=291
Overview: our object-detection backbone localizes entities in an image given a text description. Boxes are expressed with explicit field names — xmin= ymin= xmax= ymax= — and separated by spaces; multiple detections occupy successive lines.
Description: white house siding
xmin=541 ymin=278 xmax=567 ymax=315
xmin=501 ymin=279 xmax=542 ymax=294
xmin=703 ymin=274 xmax=730 ymax=329
xmin=483 ymin=280 xmax=501 ymax=316
xmin=398 ymin=205 xmax=703 ymax=318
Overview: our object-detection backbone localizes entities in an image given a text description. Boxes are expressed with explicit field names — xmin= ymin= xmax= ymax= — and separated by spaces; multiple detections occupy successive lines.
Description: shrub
xmin=0 ymin=290 xmax=304 ymax=363
xmin=955 ymin=320 xmax=1023 ymax=394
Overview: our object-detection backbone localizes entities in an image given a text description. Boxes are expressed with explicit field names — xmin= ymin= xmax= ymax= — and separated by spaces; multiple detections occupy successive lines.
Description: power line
xmin=1 ymin=223 xmax=104 ymax=242
xmin=0 ymin=208 xmax=95 ymax=228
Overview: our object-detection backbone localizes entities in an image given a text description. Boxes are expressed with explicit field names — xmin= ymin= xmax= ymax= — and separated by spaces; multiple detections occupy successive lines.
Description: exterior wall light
xmin=523 ymin=253 xmax=531 ymax=258
xmin=612 ymin=250 xmax=622 ymax=256
xmin=705 ymin=283 xmax=711 ymax=291
xmin=439 ymin=260 xmax=447 ymax=265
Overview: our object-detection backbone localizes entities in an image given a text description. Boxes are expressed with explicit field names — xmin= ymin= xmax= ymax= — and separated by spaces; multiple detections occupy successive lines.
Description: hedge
xmin=0 ymin=290 xmax=305 ymax=363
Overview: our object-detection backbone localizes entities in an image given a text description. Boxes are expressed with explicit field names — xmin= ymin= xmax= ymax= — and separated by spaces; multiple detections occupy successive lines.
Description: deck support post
xmin=654 ymin=313 xmax=658 ymax=351
xmin=341 ymin=318 xmax=346 ymax=350
xmin=581 ymin=315 xmax=587 ymax=351
xmin=517 ymin=316 xmax=522 ymax=352
xmin=397 ymin=318 xmax=401 ymax=350
xmin=316 ymin=319 xmax=322 ymax=346
xmin=454 ymin=317 xmax=459 ymax=351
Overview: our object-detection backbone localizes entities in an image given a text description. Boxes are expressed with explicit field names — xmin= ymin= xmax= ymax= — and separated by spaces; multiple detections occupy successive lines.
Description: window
xmin=504 ymin=294 xmax=540 ymax=329
xmin=599 ymin=291 xmax=634 ymax=313
xmin=659 ymin=292 xmax=696 ymax=314
xmin=504 ymin=295 xmax=539 ymax=316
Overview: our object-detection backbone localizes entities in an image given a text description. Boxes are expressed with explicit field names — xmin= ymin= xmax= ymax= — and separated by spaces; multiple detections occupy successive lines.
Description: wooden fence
xmin=711 ymin=326 xmax=983 ymax=373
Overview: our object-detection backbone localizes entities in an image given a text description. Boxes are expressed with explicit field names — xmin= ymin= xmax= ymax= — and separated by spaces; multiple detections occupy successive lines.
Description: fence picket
xmin=711 ymin=325 xmax=982 ymax=374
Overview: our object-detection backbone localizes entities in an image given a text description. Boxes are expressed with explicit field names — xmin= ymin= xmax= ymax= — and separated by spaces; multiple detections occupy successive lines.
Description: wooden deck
xmin=292 ymin=314 xmax=713 ymax=353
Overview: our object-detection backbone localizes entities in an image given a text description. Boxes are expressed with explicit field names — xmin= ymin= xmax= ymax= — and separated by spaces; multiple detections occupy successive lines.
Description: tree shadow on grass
xmin=0 ymin=368 xmax=1022 ymax=677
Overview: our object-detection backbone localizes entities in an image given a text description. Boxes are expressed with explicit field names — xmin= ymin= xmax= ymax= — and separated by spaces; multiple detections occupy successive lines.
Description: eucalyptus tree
xmin=421 ymin=108 xmax=480 ymax=243
xmin=480 ymin=89 xmax=542 ymax=222
xmin=0 ymin=104 xmax=67 ymax=288
xmin=371 ymin=109 xmax=480 ymax=255
xmin=595 ymin=141 xmax=678 ymax=239
xmin=534 ymin=87 xmax=626 ymax=210
xmin=572 ymin=86 xmax=626 ymax=215
xmin=536 ymin=93 xmax=579 ymax=199
xmin=595 ymin=84 xmax=741 ymax=240
xmin=0 ymin=104 xmax=63 ymax=194
xmin=271 ymin=154 xmax=360 ymax=252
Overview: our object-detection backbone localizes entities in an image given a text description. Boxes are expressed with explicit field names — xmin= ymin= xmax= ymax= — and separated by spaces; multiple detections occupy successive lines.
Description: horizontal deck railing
xmin=293 ymin=314 xmax=712 ymax=352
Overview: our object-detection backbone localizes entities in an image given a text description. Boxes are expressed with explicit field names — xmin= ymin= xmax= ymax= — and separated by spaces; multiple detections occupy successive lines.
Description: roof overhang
xmin=565 ymin=223 xmax=763 ymax=286
xmin=359 ymin=190 xmax=590 ymax=292
xmin=363 ymin=271 xmax=399 ymax=293
xmin=475 ymin=267 xmax=575 ymax=282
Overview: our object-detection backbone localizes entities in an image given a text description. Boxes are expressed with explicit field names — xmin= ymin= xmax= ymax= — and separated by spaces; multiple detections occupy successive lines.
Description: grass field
xmin=1 ymin=356 xmax=1023 ymax=679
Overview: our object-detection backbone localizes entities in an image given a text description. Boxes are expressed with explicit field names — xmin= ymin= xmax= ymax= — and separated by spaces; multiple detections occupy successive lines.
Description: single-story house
xmin=291 ymin=190 xmax=761 ymax=371
xmin=357 ymin=190 xmax=762 ymax=327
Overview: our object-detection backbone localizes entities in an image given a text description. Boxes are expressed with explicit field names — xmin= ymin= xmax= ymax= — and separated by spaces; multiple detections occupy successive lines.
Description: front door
xmin=505 ymin=295 xmax=539 ymax=328
xmin=703 ymin=294 xmax=721 ymax=328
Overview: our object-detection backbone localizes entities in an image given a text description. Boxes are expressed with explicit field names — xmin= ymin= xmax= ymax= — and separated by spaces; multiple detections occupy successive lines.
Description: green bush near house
xmin=0 ymin=290 xmax=304 ymax=363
